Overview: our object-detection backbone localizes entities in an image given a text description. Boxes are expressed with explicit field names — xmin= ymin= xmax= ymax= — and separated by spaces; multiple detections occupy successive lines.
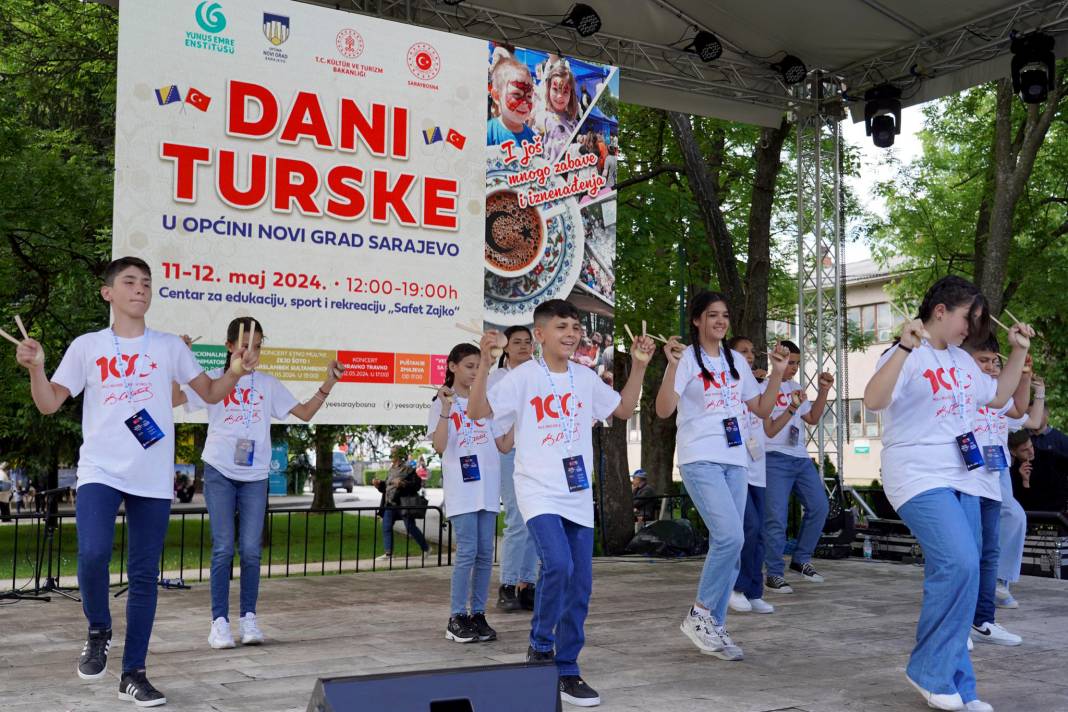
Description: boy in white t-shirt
xmin=963 ymin=335 xmax=1038 ymax=648
xmin=761 ymin=340 xmax=833 ymax=593
xmin=467 ymin=299 xmax=654 ymax=708
xmin=13 ymin=257 xmax=256 ymax=707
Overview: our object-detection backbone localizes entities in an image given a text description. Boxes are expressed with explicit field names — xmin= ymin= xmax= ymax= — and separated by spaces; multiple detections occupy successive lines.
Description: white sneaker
xmin=748 ymin=598 xmax=774 ymax=614
xmin=728 ymin=591 xmax=752 ymax=612
xmin=994 ymin=583 xmax=1019 ymax=609
xmin=679 ymin=608 xmax=743 ymax=661
xmin=208 ymin=617 xmax=235 ymax=649
xmin=964 ymin=701 xmax=994 ymax=711
xmin=375 ymin=553 xmax=392 ymax=562
xmin=967 ymin=636 xmax=974 ymax=652
xmin=906 ymin=674 xmax=964 ymax=710
xmin=240 ymin=612 xmax=264 ymax=645
xmin=970 ymin=621 xmax=1022 ymax=646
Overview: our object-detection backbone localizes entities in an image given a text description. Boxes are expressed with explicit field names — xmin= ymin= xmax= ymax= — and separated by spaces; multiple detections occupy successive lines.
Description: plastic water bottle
xmin=862 ymin=536 xmax=873 ymax=560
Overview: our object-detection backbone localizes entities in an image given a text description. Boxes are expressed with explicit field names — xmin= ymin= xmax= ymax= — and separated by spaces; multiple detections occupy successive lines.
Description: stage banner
xmin=483 ymin=44 xmax=618 ymax=376
xmin=112 ymin=1 xmax=487 ymax=424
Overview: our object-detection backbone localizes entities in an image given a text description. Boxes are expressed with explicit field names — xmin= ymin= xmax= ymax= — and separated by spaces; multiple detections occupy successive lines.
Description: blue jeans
xmin=527 ymin=514 xmax=593 ymax=677
xmin=735 ymin=484 xmax=766 ymax=600
xmin=381 ymin=507 xmax=428 ymax=554
xmin=203 ymin=465 xmax=268 ymax=621
xmin=763 ymin=452 xmax=829 ymax=577
xmin=76 ymin=483 xmax=171 ymax=673
xmin=499 ymin=449 xmax=539 ymax=585
xmin=897 ymin=488 xmax=980 ymax=703
xmin=974 ymin=495 xmax=1001 ymax=627
xmin=997 ymin=468 xmax=1027 ymax=584
xmin=679 ymin=461 xmax=747 ymax=623
xmin=449 ymin=510 xmax=497 ymax=615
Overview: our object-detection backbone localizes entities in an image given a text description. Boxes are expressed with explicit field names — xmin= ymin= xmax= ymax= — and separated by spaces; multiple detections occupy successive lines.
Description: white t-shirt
xmin=487 ymin=359 xmax=620 ymax=527
xmin=51 ymin=328 xmax=204 ymax=499
xmin=970 ymin=398 xmax=1028 ymax=501
xmin=743 ymin=381 xmax=769 ymax=487
xmin=183 ymin=368 xmax=299 ymax=482
xmin=426 ymin=395 xmax=503 ymax=517
xmin=766 ymin=380 xmax=814 ymax=458
xmin=673 ymin=346 xmax=760 ymax=467
xmin=874 ymin=343 xmax=998 ymax=510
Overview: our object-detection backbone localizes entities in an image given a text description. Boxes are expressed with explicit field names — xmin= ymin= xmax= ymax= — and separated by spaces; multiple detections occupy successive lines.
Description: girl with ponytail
xmin=175 ymin=316 xmax=343 ymax=651
xmin=430 ymin=342 xmax=512 ymax=645
xmin=655 ymin=290 xmax=788 ymax=662
xmin=864 ymin=274 xmax=1033 ymax=711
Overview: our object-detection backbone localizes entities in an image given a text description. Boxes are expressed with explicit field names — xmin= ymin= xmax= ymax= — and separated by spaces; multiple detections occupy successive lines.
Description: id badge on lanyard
xmin=234 ymin=373 xmax=256 ymax=466
xmin=460 ymin=454 xmax=481 ymax=482
xmin=706 ymin=349 xmax=742 ymax=447
xmin=935 ymin=348 xmax=984 ymax=471
xmin=563 ymin=455 xmax=589 ymax=492
xmin=113 ymin=331 xmax=164 ymax=450
xmin=981 ymin=411 xmax=1007 ymax=471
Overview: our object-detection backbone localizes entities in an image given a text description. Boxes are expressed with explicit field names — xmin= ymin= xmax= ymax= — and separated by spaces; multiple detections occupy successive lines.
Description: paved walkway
xmin=1 ymin=558 xmax=1065 ymax=711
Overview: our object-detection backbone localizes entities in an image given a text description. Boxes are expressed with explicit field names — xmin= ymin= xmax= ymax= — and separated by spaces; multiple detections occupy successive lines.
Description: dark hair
xmin=962 ymin=333 xmax=1000 ymax=355
xmin=779 ymin=339 xmax=801 ymax=354
xmin=919 ymin=275 xmax=991 ymax=346
xmin=688 ymin=290 xmax=739 ymax=382
xmin=104 ymin=256 xmax=151 ymax=285
xmin=533 ymin=299 xmax=580 ymax=325
xmin=442 ymin=342 xmax=480 ymax=394
xmin=223 ymin=317 xmax=263 ymax=371
xmin=499 ymin=325 xmax=532 ymax=368
xmin=726 ymin=336 xmax=752 ymax=350
xmin=1007 ymin=429 xmax=1031 ymax=451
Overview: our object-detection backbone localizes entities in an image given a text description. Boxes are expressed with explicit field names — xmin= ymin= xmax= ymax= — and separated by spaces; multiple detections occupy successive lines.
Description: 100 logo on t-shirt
xmin=529 ymin=393 xmax=579 ymax=423
xmin=698 ymin=370 xmax=730 ymax=390
xmin=922 ymin=367 xmax=969 ymax=395
xmin=223 ymin=387 xmax=263 ymax=408
xmin=96 ymin=353 xmax=155 ymax=381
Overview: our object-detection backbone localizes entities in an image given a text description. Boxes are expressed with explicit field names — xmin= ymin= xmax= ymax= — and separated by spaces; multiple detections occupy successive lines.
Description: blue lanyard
xmin=110 ymin=329 xmax=146 ymax=413
xmin=238 ymin=372 xmax=255 ymax=434
xmin=698 ymin=347 xmax=735 ymax=418
xmin=453 ymin=395 xmax=475 ymax=454
xmin=537 ymin=358 xmax=577 ymax=452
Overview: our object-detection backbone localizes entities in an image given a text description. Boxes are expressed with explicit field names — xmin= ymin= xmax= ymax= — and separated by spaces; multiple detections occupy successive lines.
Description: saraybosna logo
xmin=185 ymin=2 xmax=235 ymax=55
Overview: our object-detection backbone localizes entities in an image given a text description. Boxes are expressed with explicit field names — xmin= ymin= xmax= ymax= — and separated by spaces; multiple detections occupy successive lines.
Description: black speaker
xmin=307 ymin=662 xmax=561 ymax=712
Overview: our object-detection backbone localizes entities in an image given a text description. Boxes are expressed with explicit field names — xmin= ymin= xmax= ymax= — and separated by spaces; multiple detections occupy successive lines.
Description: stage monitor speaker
xmin=307 ymin=662 xmax=561 ymax=712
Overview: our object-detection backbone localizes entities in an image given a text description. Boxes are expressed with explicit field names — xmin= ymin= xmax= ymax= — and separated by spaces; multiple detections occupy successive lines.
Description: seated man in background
xmin=631 ymin=469 xmax=659 ymax=530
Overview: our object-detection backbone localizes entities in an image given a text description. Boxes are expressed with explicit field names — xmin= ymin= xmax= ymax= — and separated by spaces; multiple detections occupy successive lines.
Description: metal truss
xmin=794 ymin=74 xmax=845 ymax=493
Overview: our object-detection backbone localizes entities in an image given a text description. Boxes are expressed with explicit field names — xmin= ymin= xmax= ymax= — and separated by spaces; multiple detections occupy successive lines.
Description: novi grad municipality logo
xmin=195 ymin=2 xmax=226 ymax=34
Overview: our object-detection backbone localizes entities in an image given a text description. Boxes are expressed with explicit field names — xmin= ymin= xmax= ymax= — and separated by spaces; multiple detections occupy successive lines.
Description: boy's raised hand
xmin=15 ymin=337 xmax=45 ymax=369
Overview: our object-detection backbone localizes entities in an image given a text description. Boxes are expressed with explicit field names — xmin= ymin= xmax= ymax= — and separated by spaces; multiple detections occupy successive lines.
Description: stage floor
xmin=2 ymin=557 xmax=1066 ymax=711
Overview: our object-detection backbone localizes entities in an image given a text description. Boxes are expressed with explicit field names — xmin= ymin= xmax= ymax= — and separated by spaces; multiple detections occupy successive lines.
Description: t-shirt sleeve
xmin=425 ymin=398 xmax=443 ymax=438
xmin=590 ymin=371 xmax=622 ymax=421
xmin=490 ymin=414 xmax=513 ymax=438
xmin=270 ymin=378 xmax=300 ymax=420
xmin=487 ymin=369 xmax=520 ymax=422
xmin=977 ymin=372 xmax=998 ymax=407
xmin=182 ymin=383 xmax=208 ymax=413
xmin=168 ymin=335 xmax=204 ymax=385
xmin=1005 ymin=414 xmax=1028 ymax=432
xmin=50 ymin=336 xmax=87 ymax=398
xmin=873 ymin=345 xmax=914 ymax=407
xmin=673 ymin=349 xmax=695 ymax=397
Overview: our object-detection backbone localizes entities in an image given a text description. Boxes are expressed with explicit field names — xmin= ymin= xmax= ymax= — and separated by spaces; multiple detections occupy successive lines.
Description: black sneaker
xmin=469 ymin=612 xmax=497 ymax=641
xmin=78 ymin=627 xmax=112 ymax=680
xmin=764 ymin=575 xmax=794 ymax=594
xmin=445 ymin=614 xmax=478 ymax=643
xmin=559 ymin=675 xmax=600 ymax=707
xmin=518 ymin=584 xmax=536 ymax=611
xmin=526 ymin=645 xmax=554 ymax=663
xmin=118 ymin=670 xmax=167 ymax=707
xmin=496 ymin=584 xmax=522 ymax=612
xmin=789 ymin=561 xmax=826 ymax=582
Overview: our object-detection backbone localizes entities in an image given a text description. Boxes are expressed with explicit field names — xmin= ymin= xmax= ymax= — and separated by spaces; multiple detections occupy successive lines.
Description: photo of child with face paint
xmin=487 ymin=54 xmax=537 ymax=147
xmin=530 ymin=56 xmax=580 ymax=162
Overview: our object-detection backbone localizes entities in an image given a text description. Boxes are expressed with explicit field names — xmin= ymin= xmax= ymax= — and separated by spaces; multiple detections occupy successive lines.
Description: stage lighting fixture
xmin=772 ymin=54 xmax=807 ymax=84
xmin=561 ymin=4 xmax=602 ymax=37
xmin=685 ymin=31 xmax=723 ymax=63
xmin=1010 ymin=32 xmax=1055 ymax=104
xmin=864 ymin=84 xmax=902 ymax=148
xmin=441 ymin=0 xmax=464 ymax=5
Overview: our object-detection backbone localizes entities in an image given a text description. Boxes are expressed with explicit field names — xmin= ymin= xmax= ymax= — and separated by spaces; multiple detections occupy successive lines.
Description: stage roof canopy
xmin=305 ymin=0 xmax=1068 ymax=126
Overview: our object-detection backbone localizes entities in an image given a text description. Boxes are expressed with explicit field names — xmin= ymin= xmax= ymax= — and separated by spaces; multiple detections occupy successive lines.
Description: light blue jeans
xmin=897 ymin=488 xmax=981 ymax=703
xmin=997 ymin=468 xmax=1027 ymax=584
xmin=679 ymin=461 xmax=747 ymax=623
xmin=498 ymin=449 xmax=539 ymax=585
xmin=449 ymin=509 xmax=497 ymax=615
xmin=203 ymin=464 xmax=268 ymax=621
xmin=763 ymin=452 xmax=829 ymax=577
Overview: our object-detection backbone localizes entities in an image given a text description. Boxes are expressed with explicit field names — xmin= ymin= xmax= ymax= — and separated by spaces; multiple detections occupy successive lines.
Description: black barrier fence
xmin=1 ymin=504 xmax=466 ymax=593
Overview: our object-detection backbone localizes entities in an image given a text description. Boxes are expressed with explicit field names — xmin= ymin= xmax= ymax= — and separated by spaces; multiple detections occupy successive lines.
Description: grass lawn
xmin=0 ymin=511 xmax=439 ymax=584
